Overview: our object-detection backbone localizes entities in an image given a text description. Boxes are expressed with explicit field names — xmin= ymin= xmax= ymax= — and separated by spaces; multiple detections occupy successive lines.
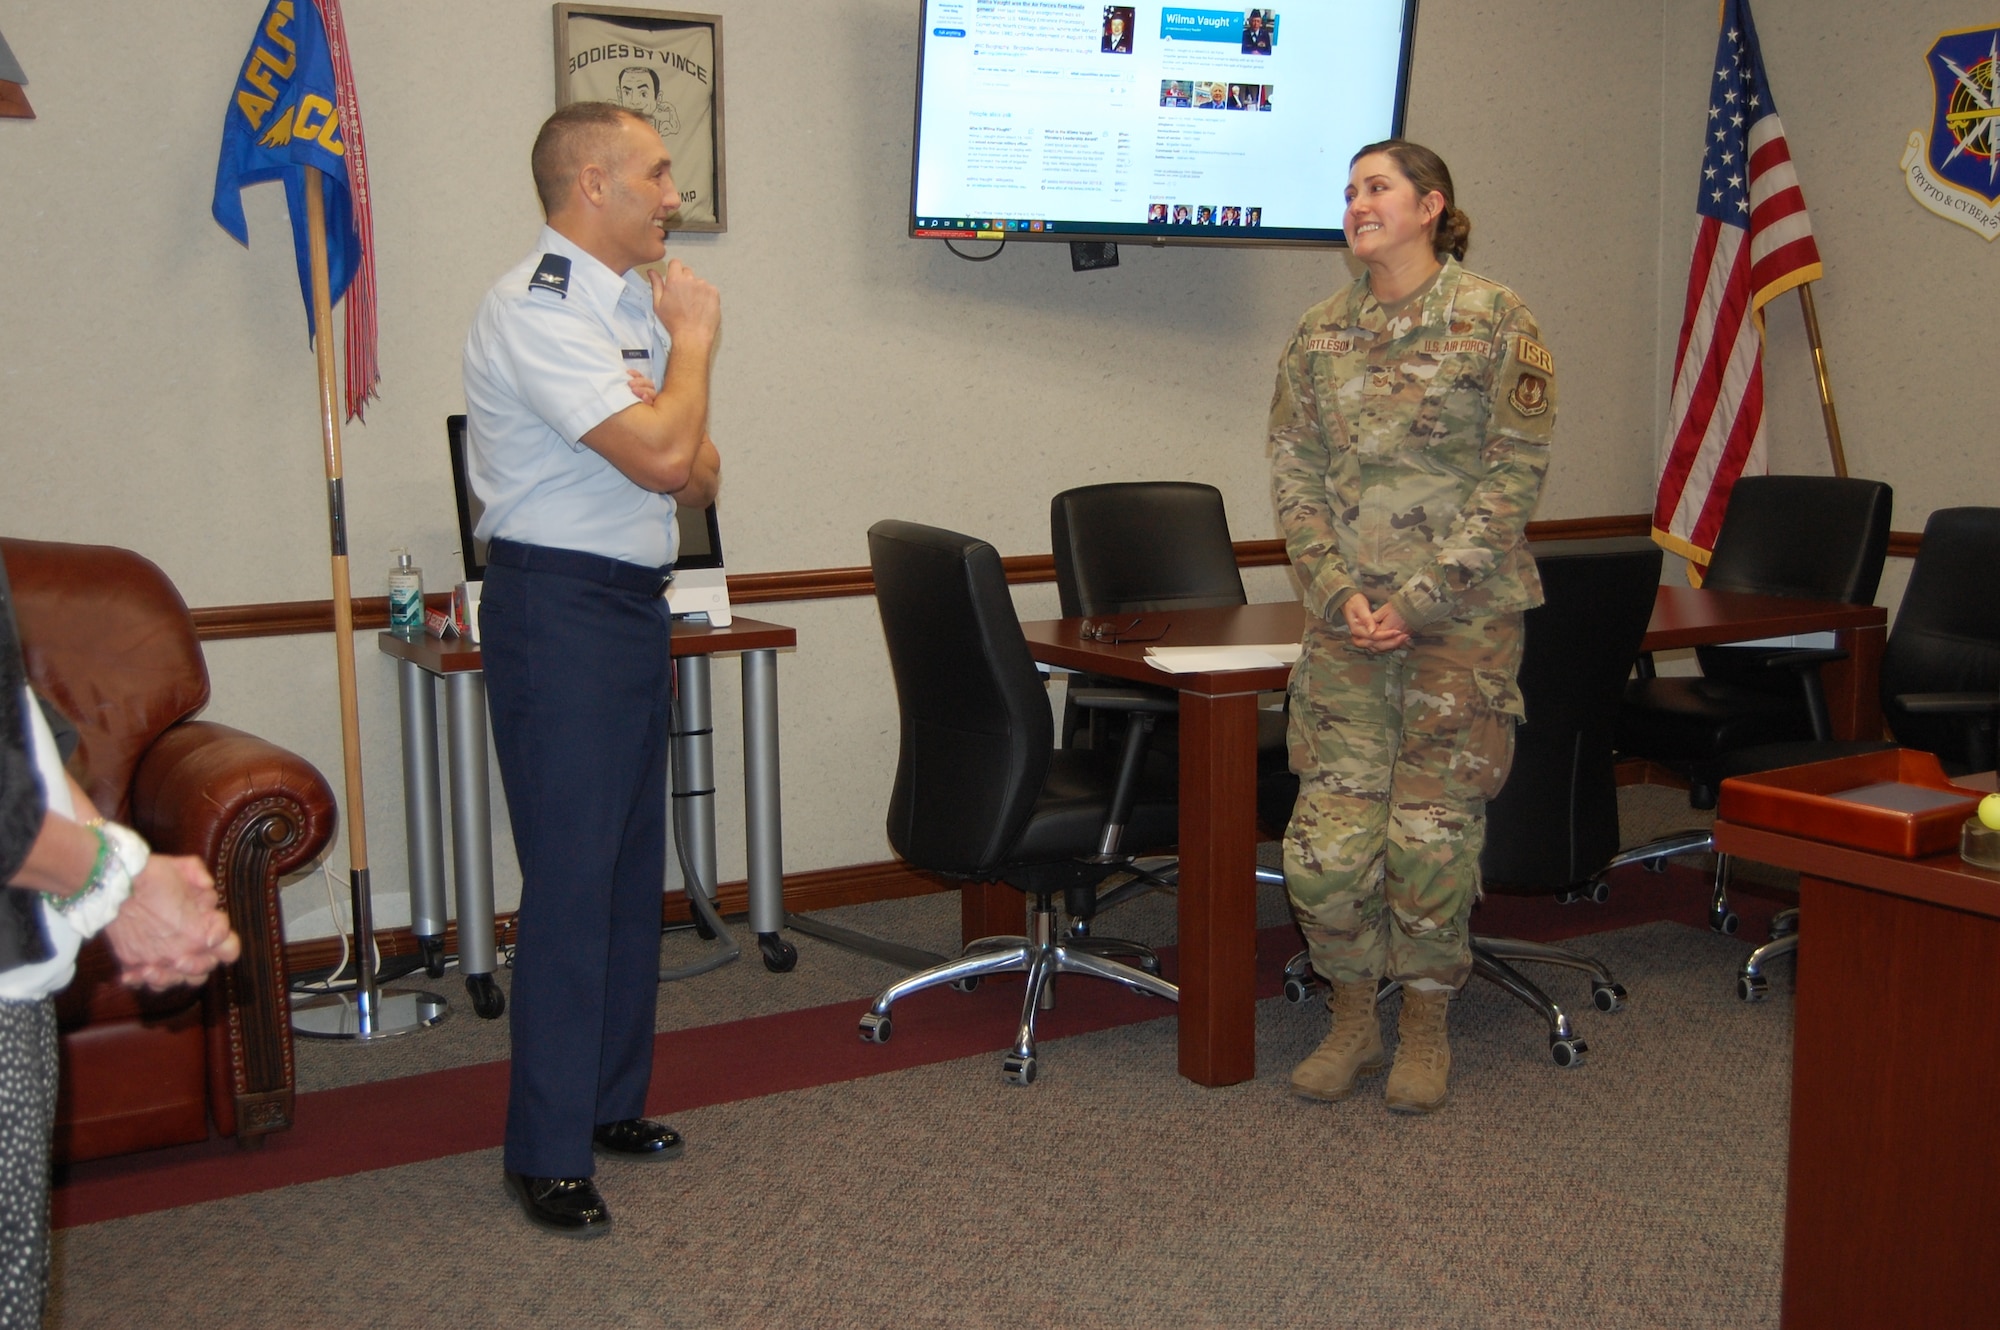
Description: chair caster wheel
xmin=757 ymin=934 xmax=798 ymax=973
xmin=951 ymin=976 xmax=981 ymax=993
xmin=1587 ymin=880 xmax=1610 ymax=904
xmin=1554 ymin=888 xmax=1581 ymax=905
xmin=465 ymin=973 xmax=505 ymax=1019
xmin=1282 ymin=976 xmax=1316 ymax=1004
xmin=418 ymin=936 xmax=448 ymax=979
xmin=1550 ymin=1037 xmax=1587 ymax=1068
xmin=1738 ymin=973 xmax=1769 ymax=1002
xmin=691 ymin=912 xmax=717 ymax=942
xmin=1770 ymin=914 xmax=1798 ymax=940
xmin=1642 ymin=858 xmax=1669 ymax=874
xmin=1003 ymin=1054 xmax=1037 ymax=1085
xmin=1135 ymin=954 xmax=1162 ymax=975
xmin=1591 ymin=983 xmax=1626 ymax=1013
xmin=1712 ymin=909 xmax=1740 ymax=935
xmin=858 ymin=1012 xmax=892 ymax=1043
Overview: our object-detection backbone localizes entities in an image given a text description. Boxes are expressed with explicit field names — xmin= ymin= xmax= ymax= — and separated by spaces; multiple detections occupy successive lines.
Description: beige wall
xmin=1 ymin=1 xmax=1990 ymax=936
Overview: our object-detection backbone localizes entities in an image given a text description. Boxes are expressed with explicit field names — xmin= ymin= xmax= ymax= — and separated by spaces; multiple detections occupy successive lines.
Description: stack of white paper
xmin=1143 ymin=643 xmax=1302 ymax=674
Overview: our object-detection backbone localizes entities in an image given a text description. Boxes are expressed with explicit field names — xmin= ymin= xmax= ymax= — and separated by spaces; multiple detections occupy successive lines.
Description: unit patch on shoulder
xmin=1514 ymin=336 xmax=1555 ymax=376
xmin=529 ymin=254 xmax=572 ymax=297
xmin=1508 ymin=372 xmax=1549 ymax=417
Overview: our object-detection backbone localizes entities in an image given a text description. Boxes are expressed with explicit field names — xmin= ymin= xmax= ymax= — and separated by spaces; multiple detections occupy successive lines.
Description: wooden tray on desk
xmin=1717 ymin=748 xmax=1983 ymax=859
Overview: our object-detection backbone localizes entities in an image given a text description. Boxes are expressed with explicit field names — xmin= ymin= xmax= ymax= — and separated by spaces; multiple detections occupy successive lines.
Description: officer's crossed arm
xmin=581 ymin=259 xmax=722 ymax=504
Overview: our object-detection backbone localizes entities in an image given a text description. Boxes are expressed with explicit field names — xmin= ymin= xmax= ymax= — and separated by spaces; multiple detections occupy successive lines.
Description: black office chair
xmin=1618 ymin=475 xmax=1893 ymax=804
xmin=1471 ymin=538 xmax=1664 ymax=1063
xmin=1709 ymin=506 xmax=2000 ymax=999
xmin=1049 ymin=482 xmax=1296 ymax=911
xmin=1611 ymin=475 xmax=1893 ymax=933
xmin=1052 ymin=481 xmax=1251 ymax=619
xmin=1282 ymin=539 xmax=1661 ymax=1067
xmin=857 ymin=520 xmax=1180 ymax=1085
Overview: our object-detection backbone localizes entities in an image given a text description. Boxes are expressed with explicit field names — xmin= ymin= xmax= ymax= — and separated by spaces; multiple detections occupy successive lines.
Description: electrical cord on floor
xmin=659 ymin=682 xmax=742 ymax=982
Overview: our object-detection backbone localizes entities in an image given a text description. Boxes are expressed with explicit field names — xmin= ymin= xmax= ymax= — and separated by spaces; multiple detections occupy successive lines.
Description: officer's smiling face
xmin=1345 ymin=153 xmax=1440 ymax=266
xmin=604 ymin=115 xmax=679 ymax=270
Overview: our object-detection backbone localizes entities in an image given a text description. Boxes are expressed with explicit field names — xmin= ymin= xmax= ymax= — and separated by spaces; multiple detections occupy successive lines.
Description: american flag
xmin=1654 ymin=0 xmax=1821 ymax=572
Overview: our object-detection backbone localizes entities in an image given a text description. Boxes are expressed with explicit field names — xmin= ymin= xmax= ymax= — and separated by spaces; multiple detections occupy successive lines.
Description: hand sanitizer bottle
xmin=389 ymin=550 xmax=423 ymax=639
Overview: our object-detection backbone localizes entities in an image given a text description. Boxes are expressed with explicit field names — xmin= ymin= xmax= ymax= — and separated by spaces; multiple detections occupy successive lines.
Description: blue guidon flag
xmin=213 ymin=0 xmax=380 ymax=418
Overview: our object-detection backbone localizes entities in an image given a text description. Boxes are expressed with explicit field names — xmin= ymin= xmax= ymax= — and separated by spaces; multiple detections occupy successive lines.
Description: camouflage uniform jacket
xmin=1268 ymin=258 xmax=1555 ymax=632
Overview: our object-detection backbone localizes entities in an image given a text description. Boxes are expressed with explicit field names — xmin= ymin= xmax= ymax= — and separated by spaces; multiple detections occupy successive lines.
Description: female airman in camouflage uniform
xmin=1269 ymin=140 xmax=1555 ymax=1113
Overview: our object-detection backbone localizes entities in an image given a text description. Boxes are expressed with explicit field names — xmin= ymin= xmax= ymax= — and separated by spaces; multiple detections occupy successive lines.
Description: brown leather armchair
xmin=0 ymin=536 xmax=337 ymax=1161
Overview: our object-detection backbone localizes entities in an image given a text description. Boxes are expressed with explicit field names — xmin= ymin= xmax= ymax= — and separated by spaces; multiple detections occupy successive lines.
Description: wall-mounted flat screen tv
xmin=909 ymin=1 xmax=1418 ymax=249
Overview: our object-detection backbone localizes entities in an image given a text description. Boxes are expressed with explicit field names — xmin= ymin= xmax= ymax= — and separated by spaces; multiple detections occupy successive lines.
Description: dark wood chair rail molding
xmin=187 ymin=514 xmax=1922 ymax=642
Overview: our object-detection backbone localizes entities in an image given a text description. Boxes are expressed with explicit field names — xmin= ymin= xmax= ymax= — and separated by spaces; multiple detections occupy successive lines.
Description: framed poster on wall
xmin=552 ymin=5 xmax=726 ymax=232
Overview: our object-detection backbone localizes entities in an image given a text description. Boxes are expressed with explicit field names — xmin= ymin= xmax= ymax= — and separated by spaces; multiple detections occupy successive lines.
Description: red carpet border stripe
xmin=51 ymin=863 xmax=1772 ymax=1228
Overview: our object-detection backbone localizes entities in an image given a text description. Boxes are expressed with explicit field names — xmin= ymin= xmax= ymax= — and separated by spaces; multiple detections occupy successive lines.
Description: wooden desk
xmin=376 ymin=616 xmax=798 ymax=1014
xmin=1017 ymin=588 xmax=1888 ymax=1087
xmin=1712 ymin=816 xmax=2000 ymax=1330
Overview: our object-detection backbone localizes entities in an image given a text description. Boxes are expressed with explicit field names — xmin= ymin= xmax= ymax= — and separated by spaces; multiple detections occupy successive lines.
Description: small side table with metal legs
xmin=377 ymin=615 xmax=799 ymax=1017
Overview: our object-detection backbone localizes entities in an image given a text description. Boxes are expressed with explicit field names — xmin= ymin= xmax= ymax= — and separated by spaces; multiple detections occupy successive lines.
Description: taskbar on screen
xmin=911 ymin=218 xmax=1335 ymax=243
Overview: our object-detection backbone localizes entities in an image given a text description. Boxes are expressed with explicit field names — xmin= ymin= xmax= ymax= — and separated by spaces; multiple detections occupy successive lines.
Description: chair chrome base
xmin=1471 ymin=937 xmax=1623 ymax=1067
xmin=858 ymin=896 xmax=1178 ymax=1084
xmin=1737 ymin=908 xmax=1799 ymax=1001
xmin=1584 ymin=830 xmax=1747 ymax=935
xmin=1281 ymin=935 xmax=1622 ymax=1069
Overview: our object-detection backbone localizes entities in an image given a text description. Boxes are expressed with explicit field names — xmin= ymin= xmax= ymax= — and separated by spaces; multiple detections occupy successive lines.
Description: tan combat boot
xmin=1384 ymin=985 xmax=1452 ymax=1113
xmin=1290 ymin=979 xmax=1385 ymax=1101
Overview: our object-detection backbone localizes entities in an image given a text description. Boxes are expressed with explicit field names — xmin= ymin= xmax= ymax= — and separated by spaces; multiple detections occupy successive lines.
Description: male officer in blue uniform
xmin=462 ymin=100 xmax=722 ymax=1238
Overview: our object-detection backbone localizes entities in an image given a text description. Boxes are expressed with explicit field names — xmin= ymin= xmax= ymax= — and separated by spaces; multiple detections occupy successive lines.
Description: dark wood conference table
xmin=1014 ymin=588 xmax=1888 ymax=1087
xmin=1713 ymin=809 xmax=1999 ymax=1329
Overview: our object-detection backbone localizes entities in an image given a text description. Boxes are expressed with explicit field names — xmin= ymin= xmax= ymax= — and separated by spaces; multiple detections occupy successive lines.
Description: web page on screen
xmin=911 ymin=1 xmax=1411 ymax=242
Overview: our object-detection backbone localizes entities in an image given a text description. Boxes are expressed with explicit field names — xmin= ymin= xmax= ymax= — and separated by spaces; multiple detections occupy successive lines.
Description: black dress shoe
xmin=592 ymin=1118 xmax=685 ymax=1160
xmin=503 ymin=1172 xmax=611 ymax=1237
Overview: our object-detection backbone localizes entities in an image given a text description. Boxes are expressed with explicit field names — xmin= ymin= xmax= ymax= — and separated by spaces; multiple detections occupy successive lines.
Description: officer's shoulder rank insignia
xmin=529 ymin=254 xmax=571 ymax=297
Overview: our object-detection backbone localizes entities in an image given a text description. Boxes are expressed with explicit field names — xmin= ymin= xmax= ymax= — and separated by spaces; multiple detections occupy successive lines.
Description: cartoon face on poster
xmin=560 ymin=10 xmax=722 ymax=230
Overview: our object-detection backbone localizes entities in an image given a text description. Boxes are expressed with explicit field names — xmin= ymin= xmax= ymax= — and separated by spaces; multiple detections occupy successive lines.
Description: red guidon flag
xmin=318 ymin=0 xmax=379 ymax=421
xmin=1654 ymin=0 xmax=1821 ymax=576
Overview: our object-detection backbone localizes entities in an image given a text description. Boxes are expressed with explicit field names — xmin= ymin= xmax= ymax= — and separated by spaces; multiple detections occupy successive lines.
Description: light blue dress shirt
xmin=462 ymin=226 xmax=678 ymax=568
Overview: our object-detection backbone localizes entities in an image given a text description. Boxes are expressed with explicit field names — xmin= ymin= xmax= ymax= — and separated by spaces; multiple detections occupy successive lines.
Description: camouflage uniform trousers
xmin=1283 ymin=611 xmax=1525 ymax=989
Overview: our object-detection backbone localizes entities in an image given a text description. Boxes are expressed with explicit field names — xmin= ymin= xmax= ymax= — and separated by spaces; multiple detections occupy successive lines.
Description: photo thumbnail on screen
xmin=1242 ymin=9 xmax=1277 ymax=54
xmin=1102 ymin=6 xmax=1135 ymax=53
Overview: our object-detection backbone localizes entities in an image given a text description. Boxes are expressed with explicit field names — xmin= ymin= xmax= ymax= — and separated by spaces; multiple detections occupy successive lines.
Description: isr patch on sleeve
xmin=1514 ymin=336 xmax=1554 ymax=376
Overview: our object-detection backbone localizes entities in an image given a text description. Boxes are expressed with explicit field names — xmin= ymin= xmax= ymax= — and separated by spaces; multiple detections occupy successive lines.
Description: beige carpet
xmin=52 ymin=905 xmax=1792 ymax=1329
